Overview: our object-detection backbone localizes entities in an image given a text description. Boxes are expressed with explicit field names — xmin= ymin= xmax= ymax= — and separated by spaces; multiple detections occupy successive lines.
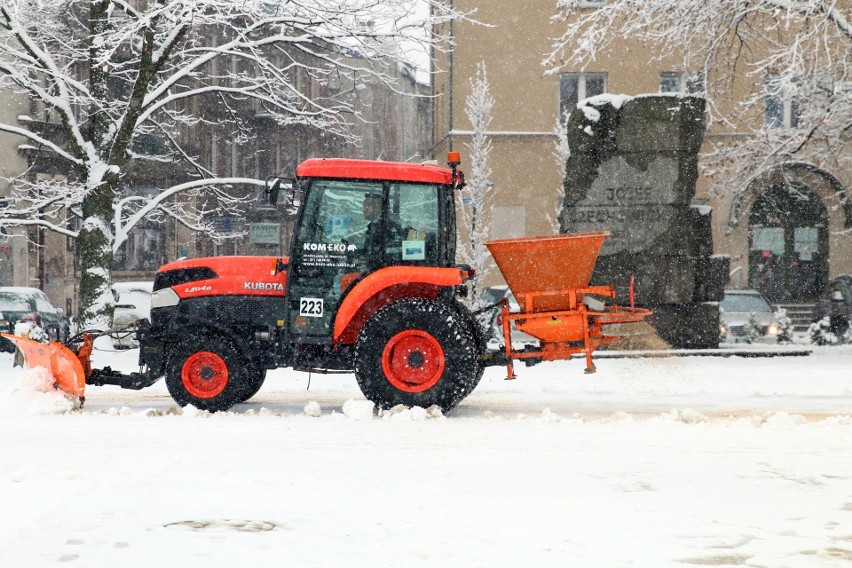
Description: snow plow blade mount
xmin=2 ymin=333 xmax=86 ymax=400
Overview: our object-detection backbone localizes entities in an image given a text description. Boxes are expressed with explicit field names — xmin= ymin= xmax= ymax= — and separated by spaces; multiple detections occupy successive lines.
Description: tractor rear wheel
xmin=165 ymin=335 xmax=247 ymax=412
xmin=354 ymin=298 xmax=483 ymax=412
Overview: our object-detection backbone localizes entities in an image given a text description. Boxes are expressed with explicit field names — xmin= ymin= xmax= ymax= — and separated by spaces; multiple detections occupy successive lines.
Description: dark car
xmin=0 ymin=287 xmax=69 ymax=342
xmin=812 ymin=275 xmax=852 ymax=336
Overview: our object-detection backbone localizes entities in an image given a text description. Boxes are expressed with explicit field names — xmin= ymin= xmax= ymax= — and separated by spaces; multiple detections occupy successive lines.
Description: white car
xmin=111 ymin=281 xmax=153 ymax=349
xmin=719 ymin=289 xmax=779 ymax=344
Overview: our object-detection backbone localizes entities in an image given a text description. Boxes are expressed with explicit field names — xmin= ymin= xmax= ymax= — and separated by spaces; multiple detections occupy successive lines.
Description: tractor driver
xmin=362 ymin=192 xmax=402 ymax=264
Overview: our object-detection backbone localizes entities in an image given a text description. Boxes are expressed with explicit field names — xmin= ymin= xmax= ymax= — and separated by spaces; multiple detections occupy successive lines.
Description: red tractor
xmin=4 ymin=154 xmax=650 ymax=412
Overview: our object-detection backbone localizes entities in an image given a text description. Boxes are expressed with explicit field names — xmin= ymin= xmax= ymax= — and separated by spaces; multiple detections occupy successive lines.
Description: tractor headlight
xmin=151 ymin=287 xmax=180 ymax=309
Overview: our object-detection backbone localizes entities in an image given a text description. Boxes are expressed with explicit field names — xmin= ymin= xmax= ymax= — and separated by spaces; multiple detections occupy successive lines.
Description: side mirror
xmin=266 ymin=178 xmax=281 ymax=206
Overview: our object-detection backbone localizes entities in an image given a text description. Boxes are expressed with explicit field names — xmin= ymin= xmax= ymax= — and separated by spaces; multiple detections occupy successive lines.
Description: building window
xmin=112 ymin=186 xmax=165 ymax=271
xmin=113 ymin=226 xmax=164 ymax=271
xmin=660 ymin=72 xmax=704 ymax=95
xmin=208 ymin=132 xmax=218 ymax=170
xmin=764 ymin=75 xmax=799 ymax=129
xmin=559 ymin=72 xmax=607 ymax=120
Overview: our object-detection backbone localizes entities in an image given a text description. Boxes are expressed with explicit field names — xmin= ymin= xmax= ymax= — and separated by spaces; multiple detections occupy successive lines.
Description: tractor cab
xmin=276 ymin=156 xmax=465 ymax=358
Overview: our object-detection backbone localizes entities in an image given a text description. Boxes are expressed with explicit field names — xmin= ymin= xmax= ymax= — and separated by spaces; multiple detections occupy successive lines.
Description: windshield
xmin=720 ymin=293 xmax=773 ymax=313
xmin=0 ymin=292 xmax=31 ymax=311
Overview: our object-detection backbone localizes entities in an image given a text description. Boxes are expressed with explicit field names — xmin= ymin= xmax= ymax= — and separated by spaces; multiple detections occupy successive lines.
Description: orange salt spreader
xmin=485 ymin=231 xmax=652 ymax=379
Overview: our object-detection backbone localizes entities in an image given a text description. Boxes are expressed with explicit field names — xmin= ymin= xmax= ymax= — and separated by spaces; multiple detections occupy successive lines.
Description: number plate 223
xmin=299 ymin=297 xmax=324 ymax=317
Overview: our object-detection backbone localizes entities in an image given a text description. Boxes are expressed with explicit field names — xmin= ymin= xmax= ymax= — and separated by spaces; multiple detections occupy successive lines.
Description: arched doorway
xmin=748 ymin=184 xmax=828 ymax=303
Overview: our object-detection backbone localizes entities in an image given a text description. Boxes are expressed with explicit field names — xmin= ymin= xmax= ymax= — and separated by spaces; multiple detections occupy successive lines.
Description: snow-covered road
xmin=1 ymin=343 xmax=850 ymax=567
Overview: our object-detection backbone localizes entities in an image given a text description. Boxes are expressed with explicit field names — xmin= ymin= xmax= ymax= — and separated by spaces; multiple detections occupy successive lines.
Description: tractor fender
xmin=333 ymin=266 xmax=465 ymax=345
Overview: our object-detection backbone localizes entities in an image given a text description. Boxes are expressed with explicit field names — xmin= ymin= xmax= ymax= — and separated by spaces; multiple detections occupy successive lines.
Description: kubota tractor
xmin=4 ymin=154 xmax=650 ymax=412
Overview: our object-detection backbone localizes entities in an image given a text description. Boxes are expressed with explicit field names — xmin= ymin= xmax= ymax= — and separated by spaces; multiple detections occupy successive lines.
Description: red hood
xmin=159 ymin=256 xmax=288 ymax=300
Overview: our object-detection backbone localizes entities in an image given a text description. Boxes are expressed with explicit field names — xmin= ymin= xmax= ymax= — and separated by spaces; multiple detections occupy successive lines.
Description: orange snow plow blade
xmin=2 ymin=333 xmax=86 ymax=399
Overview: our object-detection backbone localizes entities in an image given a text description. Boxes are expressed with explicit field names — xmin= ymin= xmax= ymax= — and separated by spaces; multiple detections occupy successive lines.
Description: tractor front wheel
xmin=354 ymin=298 xmax=483 ymax=412
xmin=165 ymin=336 xmax=247 ymax=412
xmin=237 ymin=367 xmax=267 ymax=403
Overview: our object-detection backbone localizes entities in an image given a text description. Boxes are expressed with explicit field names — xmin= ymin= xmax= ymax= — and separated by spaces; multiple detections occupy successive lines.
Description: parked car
xmin=472 ymin=285 xmax=539 ymax=349
xmin=812 ymin=275 xmax=852 ymax=337
xmin=0 ymin=287 xmax=69 ymax=342
xmin=719 ymin=288 xmax=779 ymax=344
xmin=111 ymin=281 xmax=153 ymax=349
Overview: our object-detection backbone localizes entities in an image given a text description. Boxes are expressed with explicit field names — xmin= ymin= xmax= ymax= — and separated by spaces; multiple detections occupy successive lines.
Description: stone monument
xmin=560 ymin=94 xmax=729 ymax=348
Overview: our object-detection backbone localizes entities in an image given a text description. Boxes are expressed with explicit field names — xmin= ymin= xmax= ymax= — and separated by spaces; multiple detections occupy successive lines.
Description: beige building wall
xmin=0 ymin=87 xmax=32 ymax=289
xmin=435 ymin=0 xmax=851 ymax=293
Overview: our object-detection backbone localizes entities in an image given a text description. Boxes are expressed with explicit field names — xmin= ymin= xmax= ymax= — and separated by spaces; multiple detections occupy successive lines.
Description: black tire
xmin=449 ymin=300 xmax=487 ymax=399
xmin=165 ymin=335 xmax=247 ymax=412
xmin=354 ymin=297 xmax=483 ymax=412
xmin=236 ymin=368 xmax=267 ymax=403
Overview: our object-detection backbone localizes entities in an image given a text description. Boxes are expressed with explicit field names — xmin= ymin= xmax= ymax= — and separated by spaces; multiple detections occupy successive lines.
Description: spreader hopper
xmin=486 ymin=232 xmax=608 ymax=312
xmin=485 ymin=232 xmax=651 ymax=378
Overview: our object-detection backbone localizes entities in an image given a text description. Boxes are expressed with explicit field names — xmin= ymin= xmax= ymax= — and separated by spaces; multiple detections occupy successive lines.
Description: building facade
xmin=433 ymin=1 xmax=851 ymax=308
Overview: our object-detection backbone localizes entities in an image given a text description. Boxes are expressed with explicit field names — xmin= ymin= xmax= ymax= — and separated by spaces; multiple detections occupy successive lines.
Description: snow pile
xmin=0 ymin=367 xmax=78 ymax=415
xmin=180 ymin=405 xmax=210 ymax=418
xmin=304 ymin=401 xmax=322 ymax=417
xmin=341 ymin=399 xmax=374 ymax=420
xmin=377 ymin=404 xmax=444 ymax=421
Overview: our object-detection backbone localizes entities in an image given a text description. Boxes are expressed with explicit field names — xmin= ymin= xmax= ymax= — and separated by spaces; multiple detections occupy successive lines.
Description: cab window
xmin=388 ymin=183 xmax=440 ymax=264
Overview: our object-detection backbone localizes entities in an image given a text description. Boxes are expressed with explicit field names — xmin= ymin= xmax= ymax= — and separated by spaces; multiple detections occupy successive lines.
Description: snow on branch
xmin=112 ymin=177 xmax=266 ymax=252
xmin=0 ymin=175 xmax=86 ymax=237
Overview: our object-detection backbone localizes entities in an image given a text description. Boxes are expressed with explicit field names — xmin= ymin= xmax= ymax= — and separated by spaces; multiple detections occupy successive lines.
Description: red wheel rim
xmin=181 ymin=351 xmax=229 ymax=399
xmin=381 ymin=330 xmax=445 ymax=393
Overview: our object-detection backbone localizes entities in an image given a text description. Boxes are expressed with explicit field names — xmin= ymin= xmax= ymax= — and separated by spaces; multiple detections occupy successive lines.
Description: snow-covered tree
xmin=459 ymin=61 xmax=494 ymax=303
xmin=0 ymin=0 xmax=466 ymax=326
xmin=809 ymin=315 xmax=839 ymax=344
xmin=743 ymin=312 xmax=764 ymax=343
xmin=774 ymin=306 xmax=794 ymax=343
xmin=546 ymin=0 xmax=851 ymax=205
xmin=548 ymin=112 xmax=570 ymax=233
